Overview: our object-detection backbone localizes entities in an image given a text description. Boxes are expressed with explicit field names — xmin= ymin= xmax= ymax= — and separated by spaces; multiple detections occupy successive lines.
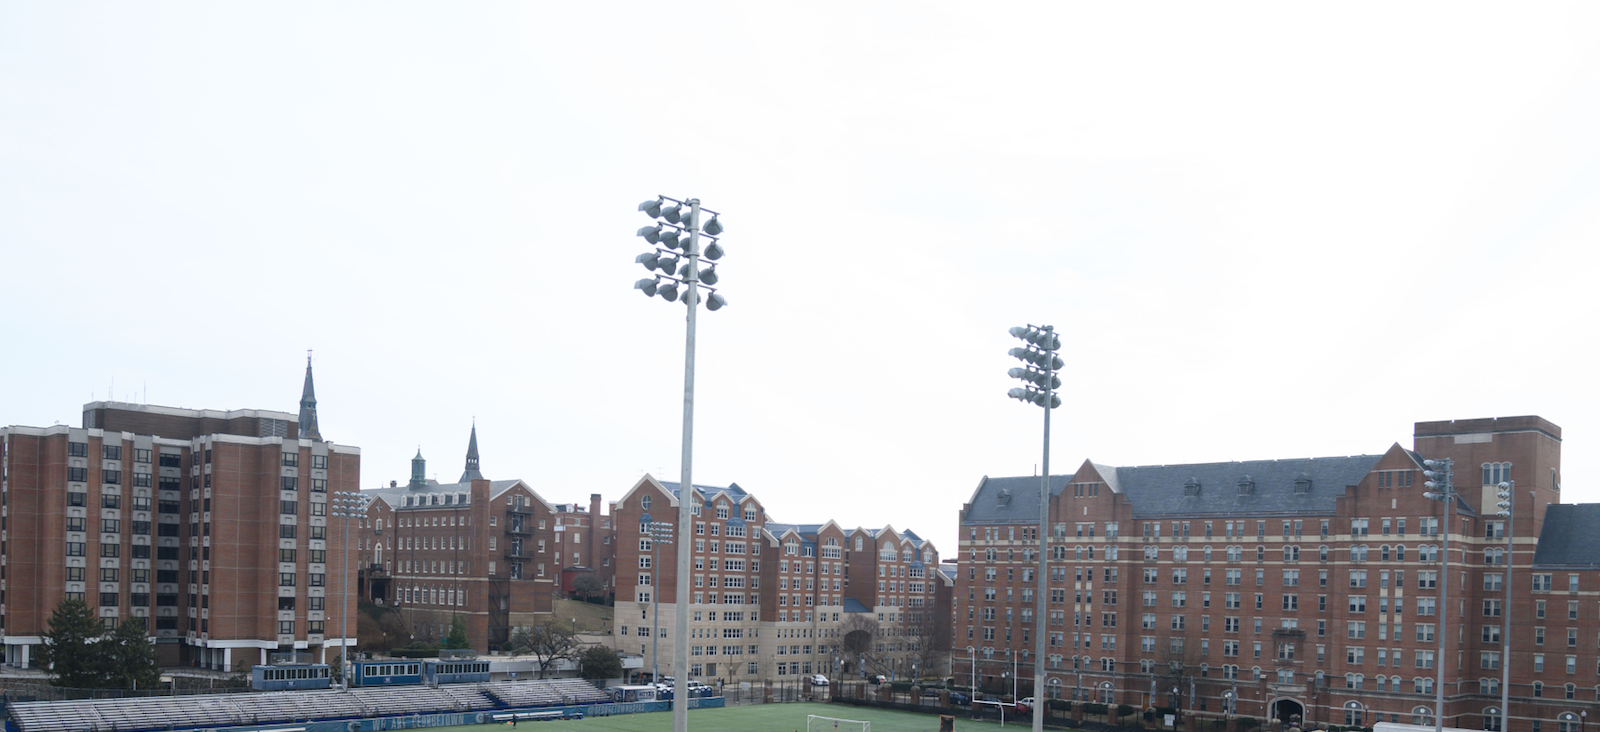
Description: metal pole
xmin=652 ymin=532 xmax=660 ymax=684
xmin=1033 ymin=325 xmax=1053 ymax=732
xmin=1436 ymin=464 xmax=1452 ymax=732
xmin=340 ymin=494 xmax=353 ymax=690
xmin=1500 ymin=483 xmax=1517 ymax=732
xmin=671 ymin=199 xmax=702 ymax=732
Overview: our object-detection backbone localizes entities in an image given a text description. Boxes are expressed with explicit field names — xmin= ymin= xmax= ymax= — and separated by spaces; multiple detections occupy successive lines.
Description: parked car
xmin=948 ymin=691 xmax=971 ymax=706
xmin=809 ymin=674 xmax=829 ymax=686
xmin=869 ymin=675 xmax=887 ymax=685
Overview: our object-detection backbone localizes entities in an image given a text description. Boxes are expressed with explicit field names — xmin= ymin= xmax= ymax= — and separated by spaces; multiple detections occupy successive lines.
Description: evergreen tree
xmin=577 ymin=645 xmax=623 ymax=681
xmin=38 ymin=599 xmax=107 ymax=689
xmin=443 ymin=615 xmax=472 ymax=650
xmin=101 ymin=618 xmax=162 ymax=691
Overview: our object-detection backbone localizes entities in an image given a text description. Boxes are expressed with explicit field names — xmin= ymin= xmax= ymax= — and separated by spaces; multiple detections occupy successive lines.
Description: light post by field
xmin=1422 ymin=457 xmax=1455 ymax=732
xmin=632 ymin=195 xmax=727 ymax=732
xmin=330 ymin=491 xmax=364 ymax=690
xmin=1006 ymin=324 xmax=1061 ymax=732
xmin=640 ymin=513 xmax=674 ymax=684
xmin=1495 ymin=481 xmax=1515 ymax=732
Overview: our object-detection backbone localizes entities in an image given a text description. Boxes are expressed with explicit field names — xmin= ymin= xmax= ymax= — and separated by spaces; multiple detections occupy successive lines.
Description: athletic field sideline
xmin=417 ymin=702 xmax=1015 ymax=732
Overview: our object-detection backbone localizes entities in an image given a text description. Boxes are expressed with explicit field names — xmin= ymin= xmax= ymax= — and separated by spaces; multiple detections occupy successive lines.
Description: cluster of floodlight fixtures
xmin=634 ymin=196 xmax=726 ymax=310
xmin=1006 ymin=325 xmax=1063 ymax=408
xmin=1420 ymin=456 xmax=1455 ymax=732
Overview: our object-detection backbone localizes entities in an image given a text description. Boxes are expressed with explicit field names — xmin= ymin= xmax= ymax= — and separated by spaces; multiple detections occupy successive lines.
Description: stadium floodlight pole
xmin=641 ymin=514 xmax=674 ymax=684
xmin=1496 ymin=481 xmax=1515 ymax=732
xmin=1006 ymin=323 xmax=1062 ymax=732
xmin=634 ymin=196 xmax=727 ymax=732
xmin=1423 ymin=457 xmax=1455 ymax=732
xmin=330 ymin=491 xmax=364 ymax=691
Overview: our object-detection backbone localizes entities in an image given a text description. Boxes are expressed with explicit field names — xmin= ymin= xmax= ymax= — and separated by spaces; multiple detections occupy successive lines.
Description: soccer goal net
xmin=808 ymin=714 xmax=870 ymax=732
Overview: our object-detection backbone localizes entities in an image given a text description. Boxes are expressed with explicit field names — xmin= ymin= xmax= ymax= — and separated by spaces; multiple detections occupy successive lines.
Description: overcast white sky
xmin=4 ymin=3 xmax=1599 ymax=555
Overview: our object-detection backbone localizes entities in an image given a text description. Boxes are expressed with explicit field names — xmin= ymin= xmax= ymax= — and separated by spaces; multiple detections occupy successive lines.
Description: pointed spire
xmin=459 ymin=421 xmax=484 ymax=483
xmin=409 ymin=447 xmax=427 ymax=490
xmin=298 ymin=351 xmax=321 ymax=440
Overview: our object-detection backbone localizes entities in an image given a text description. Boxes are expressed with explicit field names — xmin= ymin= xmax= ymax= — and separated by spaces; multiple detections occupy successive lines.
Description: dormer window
xmin=1237 ymin=476 xmax=1254 ymax=496
xmin=997 ymin=489 xmax=1012 ymax=506
xmin=1294 ymin=474 xmax=1312 ymax=494
xmin=1183 ymin=478 xmax=1202 ymax=497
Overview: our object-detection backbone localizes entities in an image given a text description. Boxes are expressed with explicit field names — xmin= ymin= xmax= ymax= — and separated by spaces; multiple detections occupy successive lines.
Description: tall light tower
xmin=1422 ymin=457 xmax=1455 ymax=732
xmin=640 ymin=513 xmax=674 ymax=684
xmin=330 ymin=491 xmax=364 ymax=690
xmin=1495 ymin=481 xmax=1514 ymax=732
xmin=1006 ymin=323 xmax=1061 ymax=732
xmin=633 ymin=196 xmax=727 ymax=732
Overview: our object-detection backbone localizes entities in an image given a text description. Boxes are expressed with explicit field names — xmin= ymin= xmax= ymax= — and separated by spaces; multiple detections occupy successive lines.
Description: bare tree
xmin=1158 ymin=643 xmax=1202 ymax=710
xmin=840 ymin=613 xmax=885 ymax=678
xmin=509 ymin=621 xmax=582 ymax=678
xmin=911 ymin=608 xmax=951 ymax=681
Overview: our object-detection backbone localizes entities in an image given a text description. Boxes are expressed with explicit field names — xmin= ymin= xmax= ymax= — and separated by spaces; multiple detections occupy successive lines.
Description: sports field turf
xmin=424 ymin=702 xmax=1014 ymax=732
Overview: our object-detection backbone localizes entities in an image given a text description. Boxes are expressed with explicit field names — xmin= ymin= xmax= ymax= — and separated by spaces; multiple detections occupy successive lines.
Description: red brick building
xmin=353 ymin=426 xmax=561 ymax=652
xmin=956 ymin=415 xmax=1591 ymax=731
xmin=610 ymin=474 xmax=947 ymax=683
xmin=1 ymin=359 xmax=360 ymax=672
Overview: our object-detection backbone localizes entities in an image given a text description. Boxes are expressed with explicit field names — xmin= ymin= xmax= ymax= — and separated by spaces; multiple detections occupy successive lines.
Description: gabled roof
xmin=963 ymin=454 xmax=1385 ymax=523
xmin=362 ymin=478 xmax=550 ymax=512
xmin=1533 ymin=504 xmax=1600 ymax=568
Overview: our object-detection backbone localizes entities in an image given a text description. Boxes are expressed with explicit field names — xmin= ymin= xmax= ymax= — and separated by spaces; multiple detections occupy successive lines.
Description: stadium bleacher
xmin=6 ymin=677 xmax=607 ymax=732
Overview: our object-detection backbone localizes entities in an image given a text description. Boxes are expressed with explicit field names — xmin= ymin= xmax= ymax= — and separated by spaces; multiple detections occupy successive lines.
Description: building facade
xmin=610 ymin=474 xmax=948 ymax=684
xmin=955 ymin=415 xmax=1590 ymax=732
xmin=1 ymin=360 xmax=360 ymax=672
xmin=353 ymin=427 xmax=562 ymax=652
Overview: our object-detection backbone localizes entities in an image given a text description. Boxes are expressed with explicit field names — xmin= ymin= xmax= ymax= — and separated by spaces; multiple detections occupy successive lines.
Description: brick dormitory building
xmin=607 ymin=475 xmax=954 ymax=685
xmin=955 ymin=415 xmax=1600 ymax=732
xmin=348 ymin=424 xmax=615 ymax=651
xmin=1 ymin=359 xmax=360 ymax=672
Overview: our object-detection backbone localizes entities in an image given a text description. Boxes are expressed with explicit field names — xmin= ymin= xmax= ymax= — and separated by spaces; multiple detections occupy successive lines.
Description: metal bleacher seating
xmin=8 ymin=677 xmax=611 ymax=732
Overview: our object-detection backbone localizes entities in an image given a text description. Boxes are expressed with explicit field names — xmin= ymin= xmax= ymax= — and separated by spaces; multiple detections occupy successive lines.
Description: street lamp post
xmin=633 ymin=196 xmax=727 ymax=732
xmin=1006 ymin=324 xmax=1062 ymax=732
xmin=641 ymin=514 xmax=674 ymax=684
xmin=330 ymin=491 xmax=364 ymax=690
xmin=1495 ymin=481 xmax=1514 ymax=732
xmin=1422 ymin=457 xmax=1456 ymax=732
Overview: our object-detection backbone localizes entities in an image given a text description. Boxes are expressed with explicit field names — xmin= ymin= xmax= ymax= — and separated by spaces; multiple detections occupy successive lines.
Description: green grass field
xmin=422 ymin=702 xmax=1014 ymax=732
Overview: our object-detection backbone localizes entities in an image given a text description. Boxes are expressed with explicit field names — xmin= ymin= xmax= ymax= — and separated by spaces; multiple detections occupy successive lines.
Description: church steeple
xmin=459 ymin=422 xmax=484 ymax=483
xmin=409 ymin=448 xmax=427 ymax=489
xmin=298 ymin=352 xmax=321 ymax=440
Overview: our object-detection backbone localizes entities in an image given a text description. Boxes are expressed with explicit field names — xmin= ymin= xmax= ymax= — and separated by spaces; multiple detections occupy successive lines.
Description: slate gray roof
xmin=963 ymin=455 xmax=1386 ymax=523
xmin=842 ymin=598 xmax=871 ymax=613
xmin=660 ymin=481 xmax=751 ymax=505
xmin=363 ymin=478 xmax=523 ymax=509
xmin=1533 ymin=504 xmax=1600 ymax=568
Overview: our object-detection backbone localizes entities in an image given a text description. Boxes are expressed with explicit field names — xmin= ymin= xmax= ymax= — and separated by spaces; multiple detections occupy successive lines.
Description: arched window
xmin=1533 ymin=681 xmax=1545 ymax=698
xmin=1107 ymin=546 xmax=1119 ymax=561
xmin=1414 ymin=706 xmax=1434 ymax=727
xmin=1087 ymin=546 xmax=1096 ymax=560
xmin=1076 ymin=546 xmax=1084 ymax=560
xmin=1567 ymin=683 xmax=1577 ymax=700
xmin=1204 ymin=546 xmax=1214 ymax=562
xmin=1320 ymin=545 xmax=1329 ymax=562
xmin=1099 ymin=681 xmax=1114 ymax=704
xmin=1284 ymin=546 xmax=1300 ymax=561
xmin=1376 ymin=676 xmax=1388 ymax=692
xmin=1256 ymin=546 xmax=1266 ymax=562
xmin=641 ymin=496 xmax=651 ymax=510
xmin=1381 ymin=545 xmax=1391 ymax=561
xmin=1560 ymin=713 xmax=1582 ymax=732
xmin=1174 ymin=546 xmax=1189 ymax=561
xmin=855 ymin=536 xmax=863 ymax=551
xmin=1047 ymin=677 xmax=1062 ymax=699
xmin=1397 ymin=545 xmax=1407 ymax=562
xmin=1345 ymin=701 xmax=1365 ymax=726
xmin=1483 ymin=708 xmax=1502 ymax=732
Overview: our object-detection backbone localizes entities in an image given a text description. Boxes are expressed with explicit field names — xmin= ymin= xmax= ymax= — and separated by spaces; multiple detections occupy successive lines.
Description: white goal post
xmin=808 ymin=714 xmax=870 ymax=732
